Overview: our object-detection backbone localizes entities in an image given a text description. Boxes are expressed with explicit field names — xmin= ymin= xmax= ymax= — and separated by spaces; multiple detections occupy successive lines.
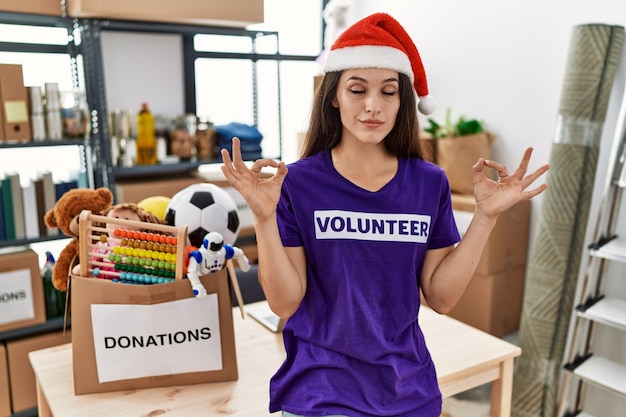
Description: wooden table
xmin=29 ymin=302 xmax=521 ymax=417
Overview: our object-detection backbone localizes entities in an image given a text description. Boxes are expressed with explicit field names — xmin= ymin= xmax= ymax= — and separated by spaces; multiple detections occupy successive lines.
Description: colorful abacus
xmin=77 ymin=210 xmax=188 ymax=284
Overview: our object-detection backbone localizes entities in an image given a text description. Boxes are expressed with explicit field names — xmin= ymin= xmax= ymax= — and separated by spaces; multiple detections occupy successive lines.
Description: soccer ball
xmin=165 ymin=183 xmax=240 ymax=247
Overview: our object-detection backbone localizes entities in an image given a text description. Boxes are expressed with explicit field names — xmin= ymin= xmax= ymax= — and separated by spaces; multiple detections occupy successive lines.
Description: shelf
xmin=0 ymin=234 xmax=71 ymax=250
xmin=577 ymin=298 xmax=626 ymax=330
xmin=11 ymin=408 xmax=38 ymax=417
xmin=113 ymin=160 xmax=218 ymax=180
xmin=0 ymin=316 xmax=69 ymax=343
xmin=0 ymin=139 xmax=86 ymax=149
xmin=569 ymin=356 xmax=626 ymax=397
xmin=589 ymin=236 xmax=626 ymax=262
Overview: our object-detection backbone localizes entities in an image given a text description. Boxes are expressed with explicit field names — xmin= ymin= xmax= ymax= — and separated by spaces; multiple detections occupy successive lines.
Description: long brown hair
xmin=299 ymin=71 xmax=424 ymax=160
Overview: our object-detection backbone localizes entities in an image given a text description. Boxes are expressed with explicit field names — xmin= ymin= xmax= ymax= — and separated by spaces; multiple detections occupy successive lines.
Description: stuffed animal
xmin=44 ymin=187 xmax=114 ymax=291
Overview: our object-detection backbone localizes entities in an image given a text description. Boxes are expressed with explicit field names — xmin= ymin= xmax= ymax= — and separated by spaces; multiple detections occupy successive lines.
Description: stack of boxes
xmin=0 ymin=250 xmax=71 ymax=416
xmin=448 ymin=193 xmax=531 ymax=337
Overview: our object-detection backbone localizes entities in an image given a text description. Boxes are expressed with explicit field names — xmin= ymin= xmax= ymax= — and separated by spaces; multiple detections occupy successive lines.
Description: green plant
xmin=424 ymin=108 xmax=485 ymax=138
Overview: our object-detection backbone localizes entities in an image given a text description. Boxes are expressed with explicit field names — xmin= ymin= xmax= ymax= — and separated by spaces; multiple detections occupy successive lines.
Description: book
xmin=21 ymin=181 xmax=39 ymax=239
xmin=0 ymin=184 xmax=6 ymax=241
xmin=54 ymin=179 xmax=79 ymax=200
xmin=1 ymin=176 xmax=16 ymax=240
xmin=33 ymin=176 xmax=48 ymax=236
xmin=41 ymin=172 xmax=57 ymax=236
xmin=7 ymin=173 xmax=26 ymax=240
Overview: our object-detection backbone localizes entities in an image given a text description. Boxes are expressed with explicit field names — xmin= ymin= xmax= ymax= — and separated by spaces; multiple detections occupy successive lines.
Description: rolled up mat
xmin=512 ymin=23 xmax=624 ymax=417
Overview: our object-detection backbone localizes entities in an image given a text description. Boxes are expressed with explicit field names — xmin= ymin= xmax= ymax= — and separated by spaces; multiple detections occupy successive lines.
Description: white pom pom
xmin=418 ymin=95 xmax=436 ymax=115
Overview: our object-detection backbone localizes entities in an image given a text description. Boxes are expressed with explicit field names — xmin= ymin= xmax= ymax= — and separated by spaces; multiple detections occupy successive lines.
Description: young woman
xmin=221 ymin=12 xmax=549 ymax=417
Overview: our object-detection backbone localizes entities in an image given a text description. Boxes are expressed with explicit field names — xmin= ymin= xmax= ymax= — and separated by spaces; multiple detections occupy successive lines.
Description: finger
xmin=231 ymin=137 xmax=249 ymax=171
xmin=509 ymin=147 xmax=533 ymax=178
xmin=522 ymin=183 xmax=549 ymax=199
xmin=520 ymin=163 xmax=550 ymax=189
xmin=483 ymin=159 xmax=509 ymax=180
xmin=250 ymin=158 xmax=281 ymax=174
xmin=220 ymin=147 xmax=241 ymax=182
xmin=472 ymin=158 xmax=487 ymax=182
xmin=275 ymin=161 xmax=288 ymax=182
xmin=221 ymin=146 xmax=233 ymax=166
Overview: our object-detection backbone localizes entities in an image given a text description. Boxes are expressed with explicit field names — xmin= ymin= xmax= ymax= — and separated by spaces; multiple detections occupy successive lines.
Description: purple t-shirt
xmin=270 ymin=151 xmax=460 ymax=417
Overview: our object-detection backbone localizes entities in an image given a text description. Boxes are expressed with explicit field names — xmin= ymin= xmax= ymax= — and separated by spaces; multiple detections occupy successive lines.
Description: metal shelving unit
xmin=0 ymin=8 xmax=287 ymax=417
xmin=0 ymin=12 xmax=95 ymax=248
xmin=75 ymin=17 xmax=284 ymax=199
xmin=558 ymin=85 xmax=626 ymax=416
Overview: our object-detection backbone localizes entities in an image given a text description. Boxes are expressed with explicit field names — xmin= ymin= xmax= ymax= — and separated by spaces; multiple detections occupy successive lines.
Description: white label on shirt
xmin=314 ymin=210 xmax=430 ymax=243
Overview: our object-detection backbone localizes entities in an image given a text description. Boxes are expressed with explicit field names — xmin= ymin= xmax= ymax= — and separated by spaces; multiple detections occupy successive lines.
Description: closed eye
xmin=349 ymin=89 xmax=365 ymax=95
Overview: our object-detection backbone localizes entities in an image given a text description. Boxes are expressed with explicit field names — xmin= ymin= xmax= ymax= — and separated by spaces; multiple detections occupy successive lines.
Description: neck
xmin=331 ymin=143 xmax=398 ymax=192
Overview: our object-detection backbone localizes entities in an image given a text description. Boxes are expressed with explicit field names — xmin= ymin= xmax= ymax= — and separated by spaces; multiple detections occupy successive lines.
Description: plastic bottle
xmin=135 ymin=102 xmax=157 ymax=165
xmin=42 ymin=251 xmax=65 ymax=319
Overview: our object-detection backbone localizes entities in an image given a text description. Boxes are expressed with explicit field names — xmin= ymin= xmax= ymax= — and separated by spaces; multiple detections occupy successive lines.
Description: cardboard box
xmin=5 ymin=331 xmax=72 ymax=413
xmin=0 ymin=344 xmax=10 ymax=417
xmin=452 ymin=193 xmax=531 ymax=276
xmin=115 ymin=176 xmax=204 ymax=203
xmin=67 ymin=0 xmax=264 ymax=27
xmin=70 ymin=270 xmax=238 ymax=394
xmin=0 ymin=64 xmax=31 ymax=142
xmin=447 ymin=265 xmax=526 ymax=337
xmin=0 ymin=249 xmax=46 ymax=333
xmin=0 ymin=0 xmax=62 ymax=16
xmin=69 ymin=210 xmax=240 ymax=394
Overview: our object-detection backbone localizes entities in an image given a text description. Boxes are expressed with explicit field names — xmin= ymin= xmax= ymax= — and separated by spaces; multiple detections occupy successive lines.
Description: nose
xmin=365 ymin=94 xmax=381 ymax=114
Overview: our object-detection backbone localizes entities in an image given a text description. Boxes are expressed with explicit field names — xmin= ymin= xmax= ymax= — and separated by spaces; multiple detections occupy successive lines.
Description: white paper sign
xmin=0 ymin=268 xmax=35 ymax=326
xmin=91 ymin=294 xmax=223 ymax=383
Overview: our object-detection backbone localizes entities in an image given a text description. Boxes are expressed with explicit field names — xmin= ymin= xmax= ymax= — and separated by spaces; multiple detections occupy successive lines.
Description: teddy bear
xmin=44 ymin=187 xmax=114 ymax=291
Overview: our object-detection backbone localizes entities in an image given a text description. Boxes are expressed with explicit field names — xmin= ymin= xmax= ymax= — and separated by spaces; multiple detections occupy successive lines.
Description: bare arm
xmin=221 ymin=138 xmax=306 ymax=318
xmin=421 ymin=147 xmax=549 ymax=314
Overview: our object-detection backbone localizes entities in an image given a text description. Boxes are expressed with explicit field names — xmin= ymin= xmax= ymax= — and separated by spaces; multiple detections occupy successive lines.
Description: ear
xmin=44 ymin=209 xmax=57 ymax=228
xmin=331 ymin=97 xmax=339 ymax=108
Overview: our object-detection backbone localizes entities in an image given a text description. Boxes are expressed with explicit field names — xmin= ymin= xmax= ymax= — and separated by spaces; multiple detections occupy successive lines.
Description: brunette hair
xmin=299 ymin=71 xmax=424 ymax=160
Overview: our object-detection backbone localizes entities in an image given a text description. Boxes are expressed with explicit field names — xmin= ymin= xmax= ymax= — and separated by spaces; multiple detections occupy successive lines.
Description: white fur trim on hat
xmin=323 ymin=45 xmax=414 ymax=84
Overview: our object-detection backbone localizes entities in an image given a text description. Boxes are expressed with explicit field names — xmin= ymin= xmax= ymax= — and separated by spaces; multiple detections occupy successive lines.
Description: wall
xmin=101 ymin=31 xmax=185 ymax=129
xmin=351 ymin=0 xmax=625 ymax=232
xmin=350 ymin=1 xmax=626 ymax=415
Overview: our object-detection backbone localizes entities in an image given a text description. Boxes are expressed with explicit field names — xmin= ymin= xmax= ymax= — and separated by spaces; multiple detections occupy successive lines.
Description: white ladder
xmin=557 ymin=85 xmax=626 ymax=416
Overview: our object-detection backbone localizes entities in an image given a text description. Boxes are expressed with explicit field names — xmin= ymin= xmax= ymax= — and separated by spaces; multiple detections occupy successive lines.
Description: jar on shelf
xmin=169 ymin=114 xmax=197 ymax=162
xmin=60 ymin=89 xmax=90 ymax=139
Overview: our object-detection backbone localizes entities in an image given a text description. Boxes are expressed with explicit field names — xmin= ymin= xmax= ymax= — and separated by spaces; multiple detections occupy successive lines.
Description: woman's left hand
xmin=473 ymin=147 xmax=550 ymax=219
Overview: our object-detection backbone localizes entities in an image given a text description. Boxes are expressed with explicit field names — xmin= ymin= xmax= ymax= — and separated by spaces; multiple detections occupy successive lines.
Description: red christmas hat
xmin=323 ymin=13 xmax=435 ymax=115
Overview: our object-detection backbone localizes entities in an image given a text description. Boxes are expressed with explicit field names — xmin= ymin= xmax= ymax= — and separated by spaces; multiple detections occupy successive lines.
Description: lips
xmin=360 ymin=119 xmax=384 ymax=127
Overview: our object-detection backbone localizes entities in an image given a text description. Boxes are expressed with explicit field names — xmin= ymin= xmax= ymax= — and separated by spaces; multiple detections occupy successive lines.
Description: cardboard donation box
xmin=0 ymin=250 xmax=46 ymax=333
xmin=70 ymin=210 xmax=238 ymax=394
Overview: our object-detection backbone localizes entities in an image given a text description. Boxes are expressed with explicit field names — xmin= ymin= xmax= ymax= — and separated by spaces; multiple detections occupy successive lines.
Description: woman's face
xmin=332 ymin=67 xmax=400 ymax=146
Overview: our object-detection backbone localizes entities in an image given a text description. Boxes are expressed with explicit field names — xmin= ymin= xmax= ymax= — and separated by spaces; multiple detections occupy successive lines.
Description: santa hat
xmin=323 ymin=13 xmax=436 ymax=115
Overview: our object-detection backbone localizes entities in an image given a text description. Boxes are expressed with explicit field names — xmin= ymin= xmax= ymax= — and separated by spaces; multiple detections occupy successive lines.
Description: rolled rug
xmin=512 ymin=23 xmax=624 ymax=417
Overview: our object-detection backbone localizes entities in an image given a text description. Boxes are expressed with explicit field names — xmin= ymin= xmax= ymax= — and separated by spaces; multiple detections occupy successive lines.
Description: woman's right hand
xmin=220 ymin=137 xmax=288 ymax=225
